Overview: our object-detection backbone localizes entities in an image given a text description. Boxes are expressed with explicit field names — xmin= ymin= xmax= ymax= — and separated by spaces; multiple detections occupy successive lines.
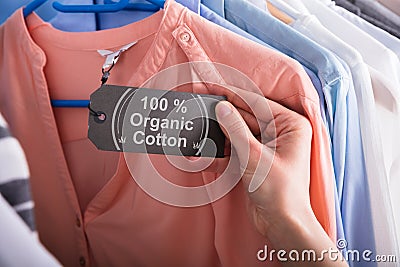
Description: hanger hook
xmin=23 ymin=0 xmax=48 ymax=17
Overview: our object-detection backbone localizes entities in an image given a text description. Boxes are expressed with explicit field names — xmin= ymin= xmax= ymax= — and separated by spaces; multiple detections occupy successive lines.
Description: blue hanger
xmin=23 ymin=0 xmax=162 ymax=17
xmin=144 ymin=0 xmax=164 ymax=8
xmin=23 ymin=0 xmax=48 ymax=17
xmin=103 ymin=0 xmax=161 ymax=11
xmin=52 ymin=0 xmax=129 ymax=13
xmin=102 ymin=0 xmax=158 ymax=11
xmin=51 ymin=100 xmax=90 ymax=107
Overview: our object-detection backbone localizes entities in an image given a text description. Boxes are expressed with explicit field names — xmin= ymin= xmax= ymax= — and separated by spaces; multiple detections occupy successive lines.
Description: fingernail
xmin=216 ymin=102 xmax=232 ymax=118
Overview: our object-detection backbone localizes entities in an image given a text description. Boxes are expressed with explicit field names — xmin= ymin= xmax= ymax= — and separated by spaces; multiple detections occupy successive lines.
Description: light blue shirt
xmin=339 ymin=56 xmax=375 ymax=266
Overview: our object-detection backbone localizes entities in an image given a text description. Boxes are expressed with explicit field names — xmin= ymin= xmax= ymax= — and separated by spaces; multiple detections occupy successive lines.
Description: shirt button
xmin=180 ymin=32 xmax=191 ymax=42
xmin=76 ymin=216 xmax=81 ymax=228
xmin=79 ymin=256 xmax=86 ymax=266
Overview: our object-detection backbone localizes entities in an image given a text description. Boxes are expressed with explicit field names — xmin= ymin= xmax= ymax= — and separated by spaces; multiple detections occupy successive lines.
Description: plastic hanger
xmin=52 ymin=0 xmax=130 ymax=13
xmin=23 ymin=0 xmax=162 ymax=17
xmin=23 ymin=0 xmax=48 ymax=17
xmin=50 ymin=100 xmax=90 ymax=107
xmin=146 ymin=0 xmax=164 ymax=8
xmin=103 ymin=0 xmax=161 ymax=11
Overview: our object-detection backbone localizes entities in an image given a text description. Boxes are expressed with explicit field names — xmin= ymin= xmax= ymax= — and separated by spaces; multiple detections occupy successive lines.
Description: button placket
xmin=173 ymin=25 xmax=226 ymax=88
xmin=75 ymin=213 xmax=89 ymax=266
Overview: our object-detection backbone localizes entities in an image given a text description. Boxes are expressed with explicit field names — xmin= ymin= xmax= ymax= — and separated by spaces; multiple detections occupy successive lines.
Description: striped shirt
xmin=0 ymin=113 xmax=35 ymax=231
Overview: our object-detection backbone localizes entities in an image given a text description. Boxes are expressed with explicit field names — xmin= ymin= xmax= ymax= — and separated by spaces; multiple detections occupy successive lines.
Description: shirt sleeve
xmin=0 ymin=194 xmax=61 ymax=267
xmin=0 ymin=113 xmax=35 ymax=231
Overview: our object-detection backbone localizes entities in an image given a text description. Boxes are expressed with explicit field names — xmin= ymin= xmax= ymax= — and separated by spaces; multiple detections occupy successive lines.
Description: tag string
xmin=88 ymin=104 xmax=103 ymax=117
xmin=88 ymin=52 xmax=119 ymax=117
xmin=101 ymin=59 xmax=116 ymax=85
xmin=87 ymin=42 xmax=137 ymax=116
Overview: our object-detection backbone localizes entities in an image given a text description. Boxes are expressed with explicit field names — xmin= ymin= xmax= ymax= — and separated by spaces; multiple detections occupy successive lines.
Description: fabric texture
xmin=0 ymin=1 xmax=335 ymax=266
xmin=334 ymin=0 xmax=400 ymax=38
xmin=0 ymin=113 xmax=35 ymax=231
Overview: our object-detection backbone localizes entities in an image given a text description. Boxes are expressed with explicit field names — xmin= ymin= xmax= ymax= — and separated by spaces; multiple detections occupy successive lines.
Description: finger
xmin=215 ymin=101 xmax=262 ymax=172
xmin=217 ymin=85 xmax=294 ymax=123
xmin=237 ymin=109 xmax=274 ymax=145
xmin=207 ymin=84 xmax=258 ymax=114
xmin=237 ymin=108 xmax=276 ymax=145
xmin=237 ymin=108 xmax=261 ymax=136
xmin=216 ymin=101 xmax=276 ymax=193
xmin=221 ymin=87 xmax=308 ymax=145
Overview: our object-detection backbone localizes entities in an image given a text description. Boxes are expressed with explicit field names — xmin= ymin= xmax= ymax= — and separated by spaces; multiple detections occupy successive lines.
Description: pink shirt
xmin=0 ymin=1 xmax=335 ymax=266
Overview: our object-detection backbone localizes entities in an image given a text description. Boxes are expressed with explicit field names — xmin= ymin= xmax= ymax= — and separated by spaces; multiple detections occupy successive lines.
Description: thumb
xmin=215 ymin=101 xmax=260 ymax=169
xmin=215 ymin=101 xmax=274 ymax=193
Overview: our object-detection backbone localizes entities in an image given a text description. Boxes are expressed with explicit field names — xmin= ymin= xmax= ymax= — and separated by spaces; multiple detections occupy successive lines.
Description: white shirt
xmin=273 ymin=0 xmax=310 ymax=14
xmin=0 ymin=194 xmax=61 ymax=267
xmin=367 ymin=65 xmax=400 ymax=220
xmin=332 ymin=4 xmax=400 ymax=59
xmin=300 ymin=0 xmax=400 ymax=86
xmin=246 ymin=0 xmax=266 ymax=10
xmin=275 ymin=0 xmax=400 ymax=262
xmin=295 ymin=5 xmax=400 ymax=257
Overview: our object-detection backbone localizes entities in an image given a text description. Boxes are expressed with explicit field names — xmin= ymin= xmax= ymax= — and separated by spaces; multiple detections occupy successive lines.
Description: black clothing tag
xmin=88 ymin=85 xmax=226 ymax=158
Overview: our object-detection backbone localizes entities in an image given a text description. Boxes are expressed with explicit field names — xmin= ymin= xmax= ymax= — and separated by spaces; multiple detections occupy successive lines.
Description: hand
xmin=214 ymin=89 xmax=347 ymax=267
xmin=215 ymin=93 xmax=313 ymax=238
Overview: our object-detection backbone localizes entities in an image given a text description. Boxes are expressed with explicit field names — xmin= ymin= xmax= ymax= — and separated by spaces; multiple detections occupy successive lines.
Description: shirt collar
xmin=268 ymin=0 xmax=302 ymax=19
xmin=175 ymin=0 xmax=227 ymax=17
xmin=10 ymin=0 xmax=193 ymax=87
xmin=224 ymin=0 xmax=346 ymax=87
